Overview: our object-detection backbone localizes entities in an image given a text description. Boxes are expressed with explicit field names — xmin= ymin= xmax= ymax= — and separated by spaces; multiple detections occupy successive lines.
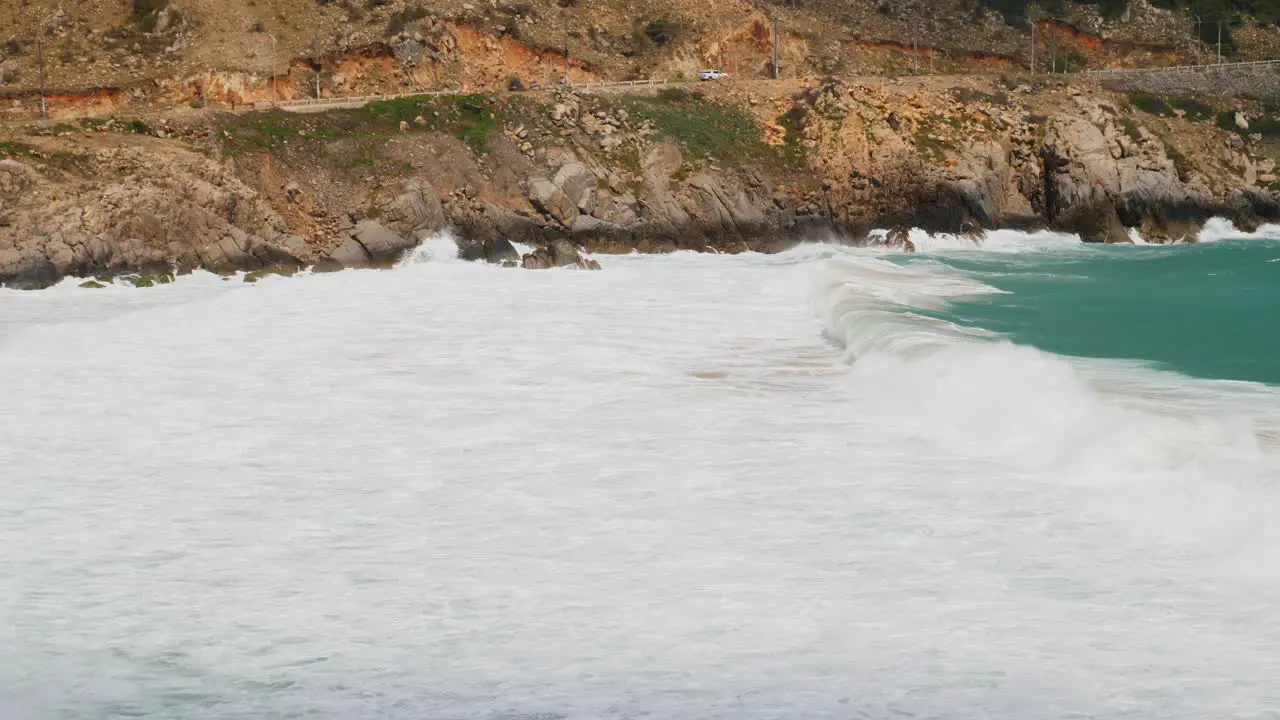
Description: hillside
xmin=2 ymin=0 xmax=1279 ymax=116
xmin=2 ymin=0 xmax=1279 ymax=288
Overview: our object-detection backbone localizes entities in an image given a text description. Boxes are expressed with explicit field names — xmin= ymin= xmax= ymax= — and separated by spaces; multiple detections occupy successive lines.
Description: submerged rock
xmin=522 ymin=239 xmax=590 ymax=269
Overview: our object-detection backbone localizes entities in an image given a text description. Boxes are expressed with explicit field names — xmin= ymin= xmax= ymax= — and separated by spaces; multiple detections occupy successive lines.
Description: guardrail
xmin=1083 ymin=58 xmax=1280 ymax=76
xmin=244 ymin=59 xmax=1279 ymax=113
xmin=248 ymin=80 xmax=679 ymax=112
xmin=251 ymin=89 xmax=462 ymax=111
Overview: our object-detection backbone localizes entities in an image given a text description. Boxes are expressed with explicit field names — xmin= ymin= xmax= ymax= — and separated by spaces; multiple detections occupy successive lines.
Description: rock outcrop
xmin=2 ymin=75 xmax=1277 ymax=288
xmin=521 ymin=239 xmax=600 ymax=270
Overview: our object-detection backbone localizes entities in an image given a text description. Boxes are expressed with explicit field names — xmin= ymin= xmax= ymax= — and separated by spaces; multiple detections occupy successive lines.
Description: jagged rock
xmin=393 ymin=40 xmax=426 ymax=66
xmin=593 ymin=193 xmax=640 ymax=225
xmin=521 ymin=247 xmax=554 ymax=269
xmin=553 ymin=162 xmax=598 ymax=215
xmin=485 ymin=237 xmax=521 ymax=264
xmin=521 ymin=238 xmax=584 ymax=269
xmin=321 ymin=237 xmax=371 ymax=269
xmin=0 ymin=248 xmax=55 ymax=289
xmin=570 ymin=214 xmax=629 ymax=243
xmin=527 ymin=176 xmax=578 ymax=226
xmin=350 ymin=220 xmax=415 ymax=263
xmin=377 ymin=180 xmax=446 ymax=237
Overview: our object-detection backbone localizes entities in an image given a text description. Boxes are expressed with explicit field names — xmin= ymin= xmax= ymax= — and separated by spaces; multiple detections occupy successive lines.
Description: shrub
xmin=644 ymin=19 xmax=677 ymax=45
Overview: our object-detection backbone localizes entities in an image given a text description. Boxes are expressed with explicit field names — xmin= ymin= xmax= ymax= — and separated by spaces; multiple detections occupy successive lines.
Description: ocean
xmin=2 ymin=228 xmax=1279 ymax=719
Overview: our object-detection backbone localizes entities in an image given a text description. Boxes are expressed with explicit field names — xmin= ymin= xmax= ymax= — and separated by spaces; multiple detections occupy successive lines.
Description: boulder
xmin=554 ymin=162 xmax=598 ymax=215
xmin=528 ymin=177 xmax=578 ymax=226
xmin=521 ymin=239 xmax=585 ymax=269
xmin=350 ymin=220 xmax=414 ymax=263
xmin=377 ymin=180 xmax=446 ymax=237
xmin=570 ymin=214 xmax=630 ymax=245
xmin=485 ymin=237 xmax=521 ymax=264
xmin=0 ymin=248 xmax=56 ymax=289
xmin=320 ymin=236 xmax=371 ymax=269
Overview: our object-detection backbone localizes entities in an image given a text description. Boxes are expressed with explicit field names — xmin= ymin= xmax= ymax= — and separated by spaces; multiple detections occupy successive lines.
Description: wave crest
xmin=805 ymin=230 xmax=1280 ymax=465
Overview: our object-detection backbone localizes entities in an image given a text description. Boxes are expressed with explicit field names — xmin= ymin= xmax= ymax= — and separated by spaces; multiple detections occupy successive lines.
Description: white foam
xmin=1198 ymin=217 xmax=1280 ymax=243
xmin=399 ymin=228 xmax=463 ymax=264
xmin=808 ymin=237 xmax=1280 ymax=457
xmin=3 ymin=237 xmax=1280 ymax=719
xmin=861 ymin=227 xmax=1084 ymax=254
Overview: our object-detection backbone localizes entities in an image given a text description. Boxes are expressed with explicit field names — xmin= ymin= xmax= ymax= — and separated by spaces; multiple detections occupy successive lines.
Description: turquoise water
xmin=906 ymin=240 xmax=1280 ymax=385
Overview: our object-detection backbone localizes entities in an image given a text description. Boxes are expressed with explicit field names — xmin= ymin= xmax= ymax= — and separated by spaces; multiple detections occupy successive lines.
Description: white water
xmin=3 ymin=239 xmax=1280 ymax=719
xmin=1197 ymin=217 xmax=1280 ymax=243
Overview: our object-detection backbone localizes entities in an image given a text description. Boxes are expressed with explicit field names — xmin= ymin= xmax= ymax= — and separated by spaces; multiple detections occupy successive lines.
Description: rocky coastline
xmin=2 ymin=77 xmax=1278 ymax=289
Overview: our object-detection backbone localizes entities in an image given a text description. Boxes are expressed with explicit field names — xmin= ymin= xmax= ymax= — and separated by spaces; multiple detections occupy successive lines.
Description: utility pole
xmin=772 ymin=16 xmax=780 ymax=80
xmin=37 ymin=33 xmax=47 ymax=120
xmin=1029 ymin=16 xmax=1036 ymax=74
xmin=913 ymin=32 xmax=919 ymax=74
xmin=1217 ymin=21 xmax=1222 ymax=64
xmin=265 ymin=32 xmax=279 ymax=101
xmin=1049 ymin=25 xmax=1055 ymax=73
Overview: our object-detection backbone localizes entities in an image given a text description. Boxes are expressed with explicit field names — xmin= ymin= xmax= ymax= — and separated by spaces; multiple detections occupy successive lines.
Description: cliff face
xmin=4 ymin=0 xmax=1280 ymax=115
xmin=2 ymin=76 xmax=1277 ymax=287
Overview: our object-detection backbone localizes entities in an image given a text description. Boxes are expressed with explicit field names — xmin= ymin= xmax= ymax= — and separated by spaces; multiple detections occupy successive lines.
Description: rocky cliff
xmin=2 ymin=76 xmax=1278 ymax=288
xmin=5 ymin=0 xmax=1280 ymax=119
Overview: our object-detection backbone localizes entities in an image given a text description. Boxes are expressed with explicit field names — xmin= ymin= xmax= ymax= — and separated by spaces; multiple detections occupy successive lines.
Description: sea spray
xmin=2 ymin=231 xmax=1280 ymax=719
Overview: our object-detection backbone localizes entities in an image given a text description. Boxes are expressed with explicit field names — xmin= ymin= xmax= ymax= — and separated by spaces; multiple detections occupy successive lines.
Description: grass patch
xmin=218 ymin=94 xmax=502 ymax=158
xmin=1117 ymin=116 xmax=1144 ymax=143
xmin=777 ymin=106 xmax=808 ymax=165
xmin=0 ymin=141 xmax=35 ymax=158
xmin=1128 ymin=93 xmax=1216 ymax=122
xmin=1168 ymin=96 xmax=1216 ymax=122
xmin=78 ymin=117 xmax=153 ymax=134
xmin=912 ymin=113 xmax=971 ymax=164
xmin=1128 ymin=92 xmax=1173 ymax=117
xmin=1217 ymin=107 xmax=1280 ymax=138
xmin=913 ymin=133 xmax=952 ymax=163
xmin=952 ymin=88 xmax=1011 ymax=107
xmin=619 ymin=90 xmax=787 ymax=167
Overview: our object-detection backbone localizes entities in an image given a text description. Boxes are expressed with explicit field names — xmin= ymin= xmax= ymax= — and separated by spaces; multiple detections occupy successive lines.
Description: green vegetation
xmin=911 ymin=112 xmax=984 ymax=164
xmin=1169 ymin=96 xmax=1217 ymax=121
xmin=1128 ymin=92 xmax=1174 ymax=116
xmin=776 ymin=107 xmax=808 ymax=165
xmin=131 ymin=0 xmax=170 ymax=32
xmin=1154 ymin=130 xmax=1194 ymax=180
xmin=619 ymin=89 xmax=789 ymax=167
xmin=218 ymin=93 xmax=503 ymax=161
xmin=78 ymin=117 xmax=153 ymax=134
xmin=0 ymin=141 xmax=35 ymax=158
xmin=1127 ymin=92 xmax=1216 ymax=121
xmin=1058 ymin=50 xmax=1089 ymax=73
xmin=1217 ymin=107 xmax=1280 ymax=136
xmin=1117 ymin=116 xmax=1144 ymax=142
xmin=121 ymin=272 xmax=174 ymax=288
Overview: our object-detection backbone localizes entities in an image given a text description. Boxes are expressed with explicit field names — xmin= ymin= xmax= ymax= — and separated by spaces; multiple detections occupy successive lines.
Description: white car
xmin=698 ymin=70 xmax=729 ymax=81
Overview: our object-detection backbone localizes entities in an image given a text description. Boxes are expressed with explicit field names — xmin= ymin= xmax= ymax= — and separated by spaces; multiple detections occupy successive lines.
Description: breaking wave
xmin=803 ymin=229 xmax=1280 ymax=465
